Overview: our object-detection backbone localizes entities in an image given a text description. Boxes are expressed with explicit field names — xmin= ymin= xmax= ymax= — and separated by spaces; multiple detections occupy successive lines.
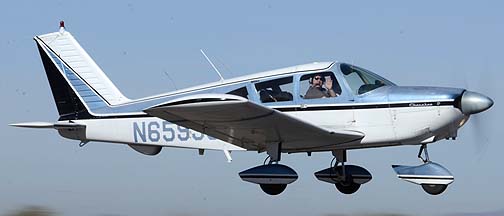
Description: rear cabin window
xmin=254 ymin=76 xmax=294 ymax=103
xmin=227 ymin=87 xmax=249 ymax=99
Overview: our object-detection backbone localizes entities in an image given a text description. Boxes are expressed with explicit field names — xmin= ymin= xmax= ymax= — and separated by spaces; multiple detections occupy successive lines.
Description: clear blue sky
xmin=0 ymin=1 xmax=502 ymax=215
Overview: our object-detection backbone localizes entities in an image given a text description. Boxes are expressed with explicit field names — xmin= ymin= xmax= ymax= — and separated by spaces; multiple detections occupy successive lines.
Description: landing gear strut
xmin=331 ymin=150 xmax=358 ymax=194
xmin=418 ymin=144 xmax=430 ymax=163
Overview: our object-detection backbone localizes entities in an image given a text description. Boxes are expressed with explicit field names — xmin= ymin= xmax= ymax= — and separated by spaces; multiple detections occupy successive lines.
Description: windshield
xmin=340 ymin=63 xmax=395 ymax=95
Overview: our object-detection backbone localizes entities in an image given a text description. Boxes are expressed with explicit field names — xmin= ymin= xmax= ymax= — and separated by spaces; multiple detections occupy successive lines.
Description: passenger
xmin=304 ymin=74 xmax=338 ymax=99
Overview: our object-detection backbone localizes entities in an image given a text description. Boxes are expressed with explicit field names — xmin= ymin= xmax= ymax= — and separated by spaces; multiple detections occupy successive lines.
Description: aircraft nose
xmin=459 ymin=91 xmax=494 ymax=115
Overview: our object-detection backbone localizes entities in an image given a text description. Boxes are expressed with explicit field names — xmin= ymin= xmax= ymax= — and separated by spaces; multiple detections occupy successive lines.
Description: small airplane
xmin=12 ymin=21 xmax=494 ymax=196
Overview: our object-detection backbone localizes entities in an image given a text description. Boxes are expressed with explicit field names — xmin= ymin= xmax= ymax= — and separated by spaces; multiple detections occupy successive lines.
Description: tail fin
xmin=34 ymin=23 xmax=129 ymax=120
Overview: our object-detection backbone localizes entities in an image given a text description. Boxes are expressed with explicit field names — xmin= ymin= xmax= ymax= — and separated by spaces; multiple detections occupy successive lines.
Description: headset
xmin=308 ymin=74 xmax=326 ymax=84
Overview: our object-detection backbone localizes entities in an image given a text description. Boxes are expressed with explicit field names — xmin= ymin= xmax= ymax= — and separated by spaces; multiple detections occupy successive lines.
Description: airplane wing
xmin=144 ymin=94 xmax=364 ymax=152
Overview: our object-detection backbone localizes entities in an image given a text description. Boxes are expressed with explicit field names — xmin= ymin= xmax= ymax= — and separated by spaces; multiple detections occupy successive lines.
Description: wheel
xmin=335 ymin=182 xmax=361 ymax=194
xmin=421 ymin=184 xmax=447 ymax=195
xmin=260 ymin=184 xmax=287 ymax=195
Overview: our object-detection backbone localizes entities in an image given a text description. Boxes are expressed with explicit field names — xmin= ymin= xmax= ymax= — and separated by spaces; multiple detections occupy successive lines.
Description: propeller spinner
xmin=458 ymin=91 xmax=494 ymax=115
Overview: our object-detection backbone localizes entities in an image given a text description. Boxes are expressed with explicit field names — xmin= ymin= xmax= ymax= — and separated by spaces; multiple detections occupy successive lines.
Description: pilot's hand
xmin=325 ymin=77 xmax=333 ymax=90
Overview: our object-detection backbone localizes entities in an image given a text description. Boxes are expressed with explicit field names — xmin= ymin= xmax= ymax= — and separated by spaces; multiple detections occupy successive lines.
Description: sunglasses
xmin=313 ymin=77 xmax=323 ymax=81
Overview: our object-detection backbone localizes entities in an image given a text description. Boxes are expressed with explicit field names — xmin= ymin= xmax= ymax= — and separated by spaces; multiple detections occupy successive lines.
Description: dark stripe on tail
xmin=36 ymin=43 xmax=95 ymax=120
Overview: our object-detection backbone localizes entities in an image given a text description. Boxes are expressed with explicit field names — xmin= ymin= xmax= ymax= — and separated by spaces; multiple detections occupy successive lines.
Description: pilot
xmin=304 ymin=74 xmax=338 ymax=99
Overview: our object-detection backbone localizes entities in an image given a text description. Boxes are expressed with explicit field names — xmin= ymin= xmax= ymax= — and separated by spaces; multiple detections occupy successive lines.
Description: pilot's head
xmin=311 ymin=74 xmax=325 ymax=88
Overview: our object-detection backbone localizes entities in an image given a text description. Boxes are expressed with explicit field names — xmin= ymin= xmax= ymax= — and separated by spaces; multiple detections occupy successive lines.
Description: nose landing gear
xmin=392 ymin=144 xmax=454 ymax=195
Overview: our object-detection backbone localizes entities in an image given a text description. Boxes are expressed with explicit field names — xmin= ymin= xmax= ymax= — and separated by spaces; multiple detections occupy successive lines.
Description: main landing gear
xmin=314 ymin=150 xmax=372 ymax=195
xmin=239 ymin=147 xmax=372 ymax=196
xmin=392 ymin=144 xmax=454 ymax=195
xmin=239 ymin=143 xmax=298 ymax=196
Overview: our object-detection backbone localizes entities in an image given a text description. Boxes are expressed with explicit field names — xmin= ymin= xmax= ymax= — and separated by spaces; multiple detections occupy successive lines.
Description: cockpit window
xmin=255 ymin=76 xmax=294 ymax=103
xmin=227 ymin=87 xmax=249 ymax=99
xmin=300 ymin=72 xmax=341 ymax=99
xmin=340 ymin=63 xmax=395 ymax=95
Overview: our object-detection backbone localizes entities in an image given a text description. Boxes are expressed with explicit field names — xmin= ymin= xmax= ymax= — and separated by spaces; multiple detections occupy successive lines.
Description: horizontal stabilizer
xmin=9 ymin=122 xmax=54 ymax=128
xmin=9 ymin=122 xmax=86 ymax=129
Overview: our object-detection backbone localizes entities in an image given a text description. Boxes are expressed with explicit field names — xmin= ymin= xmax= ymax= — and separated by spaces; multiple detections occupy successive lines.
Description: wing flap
xmin=144 ymin=94 xmax=363 ymax=152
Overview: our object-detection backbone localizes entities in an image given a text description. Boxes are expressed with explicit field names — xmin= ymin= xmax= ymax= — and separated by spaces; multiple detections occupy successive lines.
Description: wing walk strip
xmin=156 ymin=98 xmax=241 ymax=107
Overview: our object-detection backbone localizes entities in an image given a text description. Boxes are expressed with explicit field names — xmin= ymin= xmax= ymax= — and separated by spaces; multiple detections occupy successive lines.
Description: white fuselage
xmin=61 ymin=103 xmax=465 ymax=153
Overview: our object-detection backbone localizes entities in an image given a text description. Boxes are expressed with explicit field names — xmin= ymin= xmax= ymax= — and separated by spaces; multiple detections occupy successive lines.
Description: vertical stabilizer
xmin=36 ymin=22 xmax=129 ymax=106
xmin=34 ymin=22 xmax=130 ymax=120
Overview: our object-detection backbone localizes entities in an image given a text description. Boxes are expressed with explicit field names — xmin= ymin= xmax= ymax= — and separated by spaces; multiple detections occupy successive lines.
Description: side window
xmin=340 ymin=63 xmax=391 ymax=95
xmin=300 ymin=72 xmax=341 ymax=100
xmin=254 ymin=76 xmax=294 ymax=103
xmin=227 ymin=87 xmax=249 ymax=99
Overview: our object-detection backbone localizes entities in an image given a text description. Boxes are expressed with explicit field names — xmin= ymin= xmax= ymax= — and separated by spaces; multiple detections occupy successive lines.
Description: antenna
xmin=200 ymin=49 xmax=224 ymax=81
xmin=163 ymin=70 xmax=178 ymax=90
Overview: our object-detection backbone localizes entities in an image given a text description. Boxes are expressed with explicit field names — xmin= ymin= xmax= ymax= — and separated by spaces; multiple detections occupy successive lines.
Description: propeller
xmin=460 ymin=70 xmax=495 ymax=158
